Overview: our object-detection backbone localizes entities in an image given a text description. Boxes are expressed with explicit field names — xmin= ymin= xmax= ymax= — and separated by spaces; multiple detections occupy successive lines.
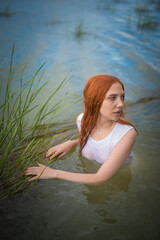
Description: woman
xmin=25 ymin=75 xmax=137 ymax=185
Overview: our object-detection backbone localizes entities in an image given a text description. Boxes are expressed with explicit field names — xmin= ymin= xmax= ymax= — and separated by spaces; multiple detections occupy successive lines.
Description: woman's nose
xmin=117 ymin=98 xmax=124 ymax=108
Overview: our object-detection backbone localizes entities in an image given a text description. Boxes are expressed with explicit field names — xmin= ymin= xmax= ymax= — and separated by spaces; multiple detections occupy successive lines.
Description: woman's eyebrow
xmin=108 ymin=93 xmax=125 ymax=97
xmin=108 ymin=94 xmax=117 ymax=96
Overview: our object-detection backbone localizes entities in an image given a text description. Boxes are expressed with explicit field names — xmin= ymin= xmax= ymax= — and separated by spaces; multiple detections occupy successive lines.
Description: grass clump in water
xmin=0 ymin=45 xmax=78 ymax=197
xmin=135 ymin=5 xmax=149 ymax=13
xmin=0 ymin=6 xmax=15 ymax=17
xmin=137 ymin=13 xmax=158 ymax=29
xmin=74 ymin=21 xmax=86 ymax=38
xmin=156 ymin=0 xmax=160 ymax=10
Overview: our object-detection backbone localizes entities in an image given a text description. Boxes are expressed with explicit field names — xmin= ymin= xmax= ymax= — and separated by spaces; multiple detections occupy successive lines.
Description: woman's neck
xmin=96 ymin=116 xmax=115 ymax=130
xmin=91 ymin=117 xmax=117 ymax=141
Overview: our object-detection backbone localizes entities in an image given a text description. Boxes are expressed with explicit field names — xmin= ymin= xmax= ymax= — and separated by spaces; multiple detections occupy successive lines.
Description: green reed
xmin=135 ymin=4 xmax=149 ymax=13
xmin=137 ymin=13 xmax=158 ymax=29
xmin=74 ymin=21 xmax=86 ymax=38
xmin=0 ymin=45 xmax=79 ymax=196
xmin=0 ymin=5 xmax=15 ymax=17
xmin=135 ymin=4 xmax=158 ymax=30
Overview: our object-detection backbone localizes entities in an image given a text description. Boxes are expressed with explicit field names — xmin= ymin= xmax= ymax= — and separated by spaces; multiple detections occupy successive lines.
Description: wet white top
xmin=77 ymin=113 xmax=133 ymax=164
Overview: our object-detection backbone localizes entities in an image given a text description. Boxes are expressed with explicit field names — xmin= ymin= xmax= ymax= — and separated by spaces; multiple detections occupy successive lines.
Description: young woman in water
xmin=25 ymin=75 xmax=137 ymax=185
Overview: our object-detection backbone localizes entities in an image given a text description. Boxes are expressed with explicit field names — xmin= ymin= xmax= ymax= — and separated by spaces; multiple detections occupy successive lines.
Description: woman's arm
xmin=46 ymin=139 xmax=79 ymax=160
xmin=25 ymin=129 xmax=137 ymax=184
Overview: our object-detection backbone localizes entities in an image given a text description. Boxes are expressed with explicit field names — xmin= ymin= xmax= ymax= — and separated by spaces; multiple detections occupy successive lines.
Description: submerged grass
xmin=0 ymin=6 xmax=16 ymax=17
xmin=137 ymin=13 xmax=158 ymax=29
xmin=74 ymin=21 xmax=86 ymax=38
xmin=134 ymin=3 xmax=158 ymax=30
xmin=157 ymin=0 xmax=160 ymax=10
xmin=135 ymin=5 xmax=149 ymax=13
xmin=0 ymin=45 xmax=79 ymax=197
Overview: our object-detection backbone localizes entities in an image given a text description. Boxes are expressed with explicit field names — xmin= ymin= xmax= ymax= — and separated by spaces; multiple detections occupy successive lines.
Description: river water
xmin=0 ymin=0 xmax=160 ymax=239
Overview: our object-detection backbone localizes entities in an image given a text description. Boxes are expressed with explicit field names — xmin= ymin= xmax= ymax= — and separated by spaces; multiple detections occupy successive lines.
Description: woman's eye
xmin=109 ymin=97 xmax=116 ymax=101
xmin=107 ymin=95 xmax=125 ymax=101
xmin=121 ymin=95 xmax=125 ymax=101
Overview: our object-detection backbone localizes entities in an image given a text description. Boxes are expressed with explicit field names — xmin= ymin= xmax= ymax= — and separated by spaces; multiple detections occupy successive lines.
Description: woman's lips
xmin=113 ymin=111 xmax=121 ymax=116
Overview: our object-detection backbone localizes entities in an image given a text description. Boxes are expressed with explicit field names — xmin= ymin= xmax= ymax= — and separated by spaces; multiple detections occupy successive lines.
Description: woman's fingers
xmin=46 ymin=144 xmax=66 ymax=158
xmin=46 ymin=147 xmax=57 ymax=157
xmin=37 ymin=163 xmax=45 ymax=167
xmin=49 ymin=151 xmax=60 ymax=160
xmin=28 ymin=176 xmax=38 ymax=182
xmin=25 ymin=167 xmax=39 ymax=182
xmin=25 ymin=163 xmax=55 ymax=182
xmin=25 ymin=164 xmax=50 ymax=182
xmin=25 ymin=165 xmax=44 ymax=177
xmin=45 ymin=142 xmax=70 ymax=159
xmin=25 ymin=167 xmax=37 ymax=175
xmin=57 ymin=152 xmax=66 ymax=160
xmin=49 ymin=148 xmax=65 ymax=160
xmin=46 ymin=150 xmax=58 ymax=159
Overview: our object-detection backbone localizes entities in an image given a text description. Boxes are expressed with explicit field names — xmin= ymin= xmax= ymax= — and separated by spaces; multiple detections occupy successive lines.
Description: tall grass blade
xmin=0 ymin=48 xmax=79 ymax=197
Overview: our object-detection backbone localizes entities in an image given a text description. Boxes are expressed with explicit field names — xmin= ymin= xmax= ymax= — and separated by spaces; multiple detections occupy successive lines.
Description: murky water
xmin=0 ymin=0 xmax=160 ymax=239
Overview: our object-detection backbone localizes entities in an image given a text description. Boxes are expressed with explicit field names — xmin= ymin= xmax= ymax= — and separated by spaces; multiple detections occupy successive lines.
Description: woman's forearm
xmin=54 ymin=169 xmax=102 ymax=185
xmin=26 ymin=163 xmax=102 ymax=185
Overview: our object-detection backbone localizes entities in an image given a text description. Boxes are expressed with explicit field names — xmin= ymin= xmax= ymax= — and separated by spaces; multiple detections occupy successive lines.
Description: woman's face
xmin=99 ymin=82 xmax=125 ymax=122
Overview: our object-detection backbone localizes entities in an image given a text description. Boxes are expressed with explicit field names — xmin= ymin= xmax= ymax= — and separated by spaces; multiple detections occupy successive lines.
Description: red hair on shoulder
xmin=79 ymin=74 xmax=136 ymax=151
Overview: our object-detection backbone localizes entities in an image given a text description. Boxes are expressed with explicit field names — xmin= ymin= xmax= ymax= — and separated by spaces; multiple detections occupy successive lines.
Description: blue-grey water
xmin=0 ymin=0 xmax=160 ymax=239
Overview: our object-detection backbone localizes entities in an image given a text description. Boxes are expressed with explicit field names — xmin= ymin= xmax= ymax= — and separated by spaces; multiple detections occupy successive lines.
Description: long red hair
xmin=79 ymin=74 xmax=136 ymax=151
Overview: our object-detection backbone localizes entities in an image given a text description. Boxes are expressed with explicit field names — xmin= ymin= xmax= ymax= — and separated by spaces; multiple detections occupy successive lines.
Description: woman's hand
xmin=46 ymin=139 xmax=79 ymax=160
xmin=25 ymin=163 xmax=55 ymax=181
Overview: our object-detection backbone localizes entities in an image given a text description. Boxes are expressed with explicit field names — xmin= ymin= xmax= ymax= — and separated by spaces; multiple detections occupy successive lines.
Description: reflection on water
xmin=0 ymin=0 xmax=160 ymax=239
xmin=83 ymin=167 xmax=132 ymax=204
xmin=80 ymin=157 xmax=132 ymax=205
xmin=80 ymin=159 xmax=132 ymax=227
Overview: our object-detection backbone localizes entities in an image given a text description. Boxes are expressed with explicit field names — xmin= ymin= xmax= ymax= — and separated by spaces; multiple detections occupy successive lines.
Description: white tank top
xmin=77 ymin=113 xmax=133 ymax=164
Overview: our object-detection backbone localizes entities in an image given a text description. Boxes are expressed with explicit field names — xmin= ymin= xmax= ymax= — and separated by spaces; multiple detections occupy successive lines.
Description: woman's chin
xmin=112 ymin=115 xmax=121 ymax=121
